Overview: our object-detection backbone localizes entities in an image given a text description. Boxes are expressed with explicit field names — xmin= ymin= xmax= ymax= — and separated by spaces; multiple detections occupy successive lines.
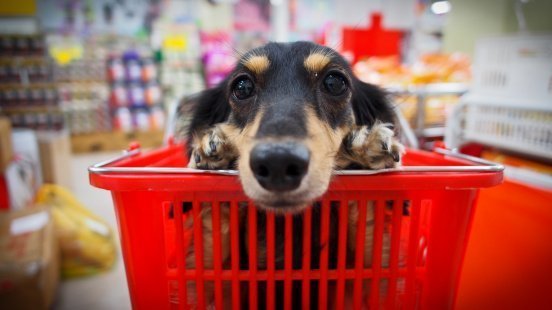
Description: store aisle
xmin=54 ymin=152 xmax=131 ymax=310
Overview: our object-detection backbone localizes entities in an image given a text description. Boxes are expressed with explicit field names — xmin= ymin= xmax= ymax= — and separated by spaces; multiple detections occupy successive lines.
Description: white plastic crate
xmin=460 ymin=99 xmax=552 ymax=159
xmin=445 ymin=97 xmax=552 ymax=188
xmin=471 ymin=34 xmax=552 ymax=106
xmin=446 ymin=35 xmax=552 ymax=160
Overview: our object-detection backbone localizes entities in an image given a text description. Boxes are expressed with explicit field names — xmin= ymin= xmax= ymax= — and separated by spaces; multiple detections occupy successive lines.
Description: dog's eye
xmin=232 ymin=77 xmax=255 ymax=100
xmin=323 ymin=73 xmax=347 ymax=95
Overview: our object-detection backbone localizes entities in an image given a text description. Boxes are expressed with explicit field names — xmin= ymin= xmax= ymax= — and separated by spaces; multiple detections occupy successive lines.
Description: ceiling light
xmin=431 ymin=1 xmax=451 ymax=15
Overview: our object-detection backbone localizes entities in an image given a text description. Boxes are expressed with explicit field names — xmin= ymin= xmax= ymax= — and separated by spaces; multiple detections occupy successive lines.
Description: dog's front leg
xmin=188 ymin=124 xmax=238 ymax=170
xmin=336 ymin=122 xmax=405 ymax=170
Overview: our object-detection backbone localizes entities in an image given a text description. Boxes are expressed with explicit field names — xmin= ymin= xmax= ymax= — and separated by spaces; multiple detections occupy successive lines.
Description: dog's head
xmin=188 ymin=42 xmax=395 ymax=213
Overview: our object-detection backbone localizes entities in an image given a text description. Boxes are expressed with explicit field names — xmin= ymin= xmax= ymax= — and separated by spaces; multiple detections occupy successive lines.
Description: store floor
xmin=54 ymin=152 xmax=131 ymax=310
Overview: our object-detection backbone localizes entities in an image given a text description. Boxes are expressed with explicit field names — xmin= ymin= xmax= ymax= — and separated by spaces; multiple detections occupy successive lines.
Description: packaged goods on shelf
xmin=106 ymin=49 xmax=166 ymax=132
xmin=0 ymin=57 xmax=51 ymax=83
xmin=49 ymin=38 xmax=110 ymax=135
xmin=353 ymin=53 xmax=471 ymax=146
xmin=353 ymin=53 xmax=471 ymax=87
xmin=0 ymin=34 xmax=46 ymax=57
xmin=45 ymin=35 xmax=168 ymax=135
xmin=156 ymin=28 xmax=204 ymax=137
xmin=0 ymin=84 xmax=58 ymax=108
xmin=53 ymin=57 xmax=106 ymax=82
xmin=0 ymin=33 xmax=65 ymax=132
xmin=59 ymin=82 xmax=110 ymax=134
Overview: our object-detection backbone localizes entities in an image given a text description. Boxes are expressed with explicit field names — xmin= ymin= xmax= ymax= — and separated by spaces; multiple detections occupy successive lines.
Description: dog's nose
xmin=250 ymin=142 xmax=310 ymax=192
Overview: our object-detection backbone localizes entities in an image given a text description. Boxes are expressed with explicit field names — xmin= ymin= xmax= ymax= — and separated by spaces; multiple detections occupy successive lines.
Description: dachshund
xmin=176 ymin=41 xmax=405 ymax=309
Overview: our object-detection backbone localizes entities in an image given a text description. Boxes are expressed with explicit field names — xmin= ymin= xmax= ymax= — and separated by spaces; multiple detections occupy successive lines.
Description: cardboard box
xmin=11 ymin=129 xmax=42 ymax=191
xmin=0 ymin=117 xmax=13 ymax=173
xmin=0 ymin=206 xmax=59 ymax=309
xmin=4 ymin=129 xmax=42 ymax=210
xmin=37 ymin=131 xmax=72 ymax=189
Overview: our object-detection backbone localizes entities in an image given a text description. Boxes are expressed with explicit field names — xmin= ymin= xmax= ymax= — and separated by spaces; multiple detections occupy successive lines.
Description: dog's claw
xmin=188 ymin=125 xmax=237 ymax=170
xmin=391 ymin=151 xmax=400 ymax=162
xmin=209 ymin=140 xmax=217 ymax=155
xmin=342 ymin=122 xmax=404 ymax=170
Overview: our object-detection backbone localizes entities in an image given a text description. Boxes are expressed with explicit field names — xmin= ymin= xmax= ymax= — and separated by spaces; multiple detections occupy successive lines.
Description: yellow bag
xmin=35 ymin=184 xmax=117 ymax=278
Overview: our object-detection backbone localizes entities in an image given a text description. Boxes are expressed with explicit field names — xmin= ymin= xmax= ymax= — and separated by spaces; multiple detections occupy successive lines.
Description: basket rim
xmin=88 ymin=144 xmax=504 ymax=192
xmin=89 ymin=147 xmax=503 ymax=176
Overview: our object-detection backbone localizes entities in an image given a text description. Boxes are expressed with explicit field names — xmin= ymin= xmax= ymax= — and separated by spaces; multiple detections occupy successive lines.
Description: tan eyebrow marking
xmin=242 ymin=55 xmax=270 ymax=75
xmin=304 ymin=53 xmax=331 ymax=73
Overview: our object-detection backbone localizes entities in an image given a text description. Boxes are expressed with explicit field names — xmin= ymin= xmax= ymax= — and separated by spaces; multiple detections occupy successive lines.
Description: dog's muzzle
xmin=249 ymin=142 xmax=310 ymax=192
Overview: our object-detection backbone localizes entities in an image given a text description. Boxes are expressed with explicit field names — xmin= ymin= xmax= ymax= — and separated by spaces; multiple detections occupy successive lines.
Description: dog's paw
xmin=342 ymin=122 xmax=405 ymax=169
xmin=188 ymin=125 xmax=237 ymax=170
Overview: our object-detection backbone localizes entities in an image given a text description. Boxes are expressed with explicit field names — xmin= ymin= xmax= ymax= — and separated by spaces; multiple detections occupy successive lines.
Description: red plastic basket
xmin=89 ymin=143 xmax=502 ymax=310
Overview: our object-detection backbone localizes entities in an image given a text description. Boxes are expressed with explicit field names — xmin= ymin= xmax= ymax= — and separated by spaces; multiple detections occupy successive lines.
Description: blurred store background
xmin=0 ymin=0 xmax=551 ymax=309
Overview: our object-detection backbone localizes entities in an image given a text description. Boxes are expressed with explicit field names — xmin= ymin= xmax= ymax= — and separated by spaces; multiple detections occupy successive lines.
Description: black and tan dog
xmin=178 ymin=41 xmax=404 ymax=308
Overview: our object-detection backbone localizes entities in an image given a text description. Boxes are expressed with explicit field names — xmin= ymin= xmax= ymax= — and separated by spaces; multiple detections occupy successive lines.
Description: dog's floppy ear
xmin=174 ymin=81 xmax=230 ymax=150
xmin=183 ymin=81 xmax=231 ymax=150
xmin=351 ymin=78 xmax=397 ymax=127
xmin=189 ymin=81 xmax=231 ymax=131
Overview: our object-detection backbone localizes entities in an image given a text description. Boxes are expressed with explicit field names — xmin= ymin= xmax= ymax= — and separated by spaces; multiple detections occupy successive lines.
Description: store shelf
xmin=462 ymin=94 xmax=552 ymax=111
xmin=0 ymin=106 xmax=60 ymax=113
xmin=70 ymin=130 xmax=164 ymax=153
xmin=422 ymin=126 xmax=446 ymax=138
xmin=387 ymin=82 xmax=469 ymax=96
xmin=464 ymin=135 xmax=552 ymax=162
xmin=389 ymin=83 xmax=468 ymax=147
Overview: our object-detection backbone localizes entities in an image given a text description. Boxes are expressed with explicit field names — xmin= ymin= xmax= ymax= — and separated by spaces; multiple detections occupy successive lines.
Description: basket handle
xmin=89 ymin=145 xmax=503 ymax=176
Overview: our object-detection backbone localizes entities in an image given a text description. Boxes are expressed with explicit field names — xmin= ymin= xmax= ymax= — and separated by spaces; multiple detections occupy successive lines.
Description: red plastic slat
xmin=192 ymin=200 xmax=205 ymax=309
xmin=173 ymin=200 xmax=189 ymax=310
xmin=419 ymin=199 xmax=432 ymax=300
xmin=405 ymin=199 xmax=421 ymax=308
xmin=266 ymin=212 xmax=276 ymax=310
xmin=353 ymin=200 xmax=368 ymax=309
xmin=336 ymin=200 xmax=349 ymax=306
xmin=162 ymin=202 xmax=177 ymax=306
xmin=211 ymin=201 xmax=223 ymax=310
xmin=284 ymin=213 xmax=293 ymax=309
xmin=369 ymin=200 xmax=385 ymax=308
xmin=386 ymin=200 xmax=404 ymax=309
xmin=302 ymin=208 xmax=312 ymax=309
xmin=230 ymin=201 xmax=240 ymax=310
xmin=248 ymin=204 xmax=258 ymax=309
xmin=319 ymin=201 xmax=330 ymax=310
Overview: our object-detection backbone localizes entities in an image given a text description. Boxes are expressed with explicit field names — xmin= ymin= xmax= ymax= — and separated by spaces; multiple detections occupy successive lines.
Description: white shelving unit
xmin=389 ymin=82 xmax=469 ymax=146
xmin=445 ymin=34 xmax=552 ymax=189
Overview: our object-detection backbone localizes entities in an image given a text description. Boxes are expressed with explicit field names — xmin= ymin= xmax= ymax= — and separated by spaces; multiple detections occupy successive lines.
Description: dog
xmin=177 ymin=41 xmax=405 ymax=309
